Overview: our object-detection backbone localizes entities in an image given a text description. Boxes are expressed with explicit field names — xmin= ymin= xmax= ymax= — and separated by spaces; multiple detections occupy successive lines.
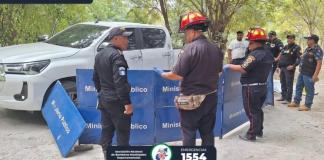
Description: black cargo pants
xmin=280 ymin=67 xmax=295 ymax=102
xmin=242 ymin=85 xmax=267 ymax=138
xmin=99 ymin=100 xmax=132 ymax=152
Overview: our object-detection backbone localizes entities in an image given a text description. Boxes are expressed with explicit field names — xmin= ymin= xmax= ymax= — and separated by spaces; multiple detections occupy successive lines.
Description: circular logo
xmin=151 ymin=144 xmax=172 ymax=160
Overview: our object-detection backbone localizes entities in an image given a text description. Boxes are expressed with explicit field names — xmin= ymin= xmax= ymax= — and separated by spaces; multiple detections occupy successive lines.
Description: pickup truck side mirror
xmin=97 ymin=42 xmax=109 ymax=52
xmin=37 ymin=35 xmax=49 ymax=42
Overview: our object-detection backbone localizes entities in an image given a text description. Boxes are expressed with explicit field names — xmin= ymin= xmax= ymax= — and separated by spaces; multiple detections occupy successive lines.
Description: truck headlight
xmin=4 ymin=60 xmax=50 ymax=75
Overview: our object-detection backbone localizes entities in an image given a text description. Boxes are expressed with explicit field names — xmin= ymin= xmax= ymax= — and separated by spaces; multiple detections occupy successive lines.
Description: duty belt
xmin=242 ymin=83 xmax=267 ymax=87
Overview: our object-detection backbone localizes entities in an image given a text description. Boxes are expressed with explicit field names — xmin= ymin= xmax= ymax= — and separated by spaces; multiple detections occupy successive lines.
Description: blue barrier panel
xmin=128 ymin=70 xmax=155 ymax=108
xmin=154 ymin=74 xmax=182 ymax=142
xmin=219 ymin=66 xmax=274 ymax=137
xmin=154 ymin=107 xmax=182 ymax=143
xmin=42 ymin=81 xmax=86 ymax=157
xmin=78 ymin=107 xmax=101 ymax=144
xmin=76 ymin=68 xmax=273 ymax=144
xmin=130 ymin=107 xmax=155 ymax=145
xmin=265 ymin=72 xmax=274 ymax=106
xmin=76 ymin=69 xmax=156 ymax=108
xmin=76 ymin=69 xmax=97 ymax=107
xmin=220 ymin=67 xmax=248 ymax=135
xmin=76 ymin=70 xmax=156 ymax=145
xmin=154 ymin=72 xmax=223 ymax=141
xmin=214 ymin=73 xmax=225 ymax=137
xmin=78 ymin=107 xmax=156 ymax=145
xmin=154 ymin=77 xmax=180 ymax=107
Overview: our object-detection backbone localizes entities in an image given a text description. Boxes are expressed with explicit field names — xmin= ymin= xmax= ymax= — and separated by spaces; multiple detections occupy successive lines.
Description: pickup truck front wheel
xmin=61 ymin=80 xmax=77 ymax=104
xmin=42 ymin=80 xmax=77 ymax=108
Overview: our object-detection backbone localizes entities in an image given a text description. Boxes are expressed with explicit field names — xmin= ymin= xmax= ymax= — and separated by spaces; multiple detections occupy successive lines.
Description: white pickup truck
xmin=0 ymin=22 xmax=179 ymax=111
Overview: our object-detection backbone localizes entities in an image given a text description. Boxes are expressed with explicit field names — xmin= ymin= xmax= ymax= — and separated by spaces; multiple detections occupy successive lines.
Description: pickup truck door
xmin=122 ymin=28 xmax=143 ymax=69
xmin=139 ymin=28 xmax=171 ymax=70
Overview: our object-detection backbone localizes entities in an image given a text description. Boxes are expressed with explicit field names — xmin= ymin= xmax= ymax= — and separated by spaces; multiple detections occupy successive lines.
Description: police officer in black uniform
xmin=277 ymin=34 xmax=301 ymax=104
xmin=93 ymin=27 xmax=133 ymax=156
xmin=154 ymin=12 xmax=223 ymax=146
xmin=267 ymin=31 xmax=284 ymax=76
xmin=227 ymin=27 xmax=273 ymax=141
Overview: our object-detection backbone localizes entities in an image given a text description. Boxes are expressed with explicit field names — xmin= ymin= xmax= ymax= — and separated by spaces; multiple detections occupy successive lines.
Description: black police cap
xmin=304 ymin=34 xmax=319 ymax=43
xmin=268 ymin=31 xmax=276 ymax=36
xmin=107 ymin=27 xmax=132 ymax=41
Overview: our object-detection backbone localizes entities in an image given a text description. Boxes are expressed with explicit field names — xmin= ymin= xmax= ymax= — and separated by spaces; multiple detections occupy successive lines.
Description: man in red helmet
xmin=153 ymin=12 xmax=223 ymax=146
xmin=227 ymin=27 xmax=273 ymax=141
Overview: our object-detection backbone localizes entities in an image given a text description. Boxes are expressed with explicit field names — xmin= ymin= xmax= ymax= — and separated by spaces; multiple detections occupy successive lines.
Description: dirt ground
xmin=1 ymin=71 xmax=324 ymax=160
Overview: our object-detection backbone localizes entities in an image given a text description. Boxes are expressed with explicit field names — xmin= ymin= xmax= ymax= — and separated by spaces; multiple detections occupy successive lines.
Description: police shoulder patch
xmin=242 ymin=55 xmax=256 ymax=69
xmin=315 ymin=50 xmax=323 ymax=59
xmin=118 ymin=67 xmax=126 ymax=76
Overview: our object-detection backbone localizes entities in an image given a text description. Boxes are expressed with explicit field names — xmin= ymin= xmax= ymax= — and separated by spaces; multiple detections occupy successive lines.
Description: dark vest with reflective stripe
xmin=278 ymin=44 xmax=299 ymax=67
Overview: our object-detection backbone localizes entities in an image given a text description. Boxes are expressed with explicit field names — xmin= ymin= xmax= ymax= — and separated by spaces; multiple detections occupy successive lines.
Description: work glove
xmin=153 ymin=67 xmax=164 ymax=76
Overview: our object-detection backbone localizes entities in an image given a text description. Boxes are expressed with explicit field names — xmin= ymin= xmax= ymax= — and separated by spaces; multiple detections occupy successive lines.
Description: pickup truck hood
xmin=0 ymin=42 xmax=80 ymax=63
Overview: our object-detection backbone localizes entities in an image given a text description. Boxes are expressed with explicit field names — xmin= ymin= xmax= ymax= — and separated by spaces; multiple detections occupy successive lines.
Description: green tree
xmin=188 ymin=0 xmax=249 ymax=48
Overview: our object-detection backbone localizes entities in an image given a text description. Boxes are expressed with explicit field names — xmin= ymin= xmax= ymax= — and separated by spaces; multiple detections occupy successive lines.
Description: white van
xmin=0 ymin=22 xmax=178 ymax=111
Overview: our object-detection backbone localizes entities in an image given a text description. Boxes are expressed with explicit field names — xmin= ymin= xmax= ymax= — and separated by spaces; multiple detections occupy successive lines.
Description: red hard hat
xmin=179 ymin=12 xmax=209 ymax=32
xmin=246 ymin=27 xmax=268 ymax=41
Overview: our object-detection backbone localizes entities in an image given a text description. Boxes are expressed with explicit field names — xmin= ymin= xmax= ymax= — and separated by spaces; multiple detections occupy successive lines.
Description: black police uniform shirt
xmin=278 ymin=43 xmax=301 ymax=67
xmin=172 ymin=35 xmax=223 ymax=96
xmin=267 ymin=38 xmax=284 ymax=58
xmin=93 ymin=44 xmax=131 ymax=107
xmin=300 ymin=44 xmax=323 ymax=77
xmin=240 ymin=46 xmax=274 ymax=84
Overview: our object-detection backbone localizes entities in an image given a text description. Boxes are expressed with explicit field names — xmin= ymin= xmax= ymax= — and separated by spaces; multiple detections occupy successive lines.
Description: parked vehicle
xmin=0 ymin=21 xmax=179 ymax=111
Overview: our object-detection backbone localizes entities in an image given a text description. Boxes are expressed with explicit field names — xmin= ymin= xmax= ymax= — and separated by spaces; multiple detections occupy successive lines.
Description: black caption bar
xmin=106 ymin=145 xmax=217 ymax=160
xmin=0 ymin=0 xmax=93 ymax=4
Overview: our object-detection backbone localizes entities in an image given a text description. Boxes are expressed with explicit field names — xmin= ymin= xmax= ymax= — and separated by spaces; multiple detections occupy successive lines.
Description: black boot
xmin=239 ymin=134 xmax=256 ymax=142
xmin=256 ymin=131 xmax=263 ymax=138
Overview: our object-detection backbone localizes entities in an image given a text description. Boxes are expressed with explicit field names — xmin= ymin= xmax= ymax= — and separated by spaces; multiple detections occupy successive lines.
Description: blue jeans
xmin=293 ymin=73 xmax=315 ymax=108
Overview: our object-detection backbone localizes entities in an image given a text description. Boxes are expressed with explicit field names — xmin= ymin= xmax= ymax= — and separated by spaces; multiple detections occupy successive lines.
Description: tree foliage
xmin=0 ymin=0 xmax=323 ymax=48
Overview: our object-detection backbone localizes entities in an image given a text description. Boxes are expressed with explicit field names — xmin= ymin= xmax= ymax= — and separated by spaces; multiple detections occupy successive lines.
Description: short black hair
xmin=186 ymin=23 xmax=209 ymax=32
xmin=237 ymin=31 xmax=244 ymax=34
xmin=287 ymin=34 xmax=296 ymax=39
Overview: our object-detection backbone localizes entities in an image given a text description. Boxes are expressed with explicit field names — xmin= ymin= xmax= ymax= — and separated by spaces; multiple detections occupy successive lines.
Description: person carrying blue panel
xmin=227 ymin=27 xmax=273 ymax=141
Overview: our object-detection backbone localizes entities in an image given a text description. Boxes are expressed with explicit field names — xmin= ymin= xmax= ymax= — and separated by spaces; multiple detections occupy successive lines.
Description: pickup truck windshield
xmin=46 ymin=24 xmax=109 ymax=48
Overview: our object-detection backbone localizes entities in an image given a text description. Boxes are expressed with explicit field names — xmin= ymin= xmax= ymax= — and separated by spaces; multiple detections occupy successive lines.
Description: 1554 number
xmin=181 ymin=153 xmax=207 ymax=160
